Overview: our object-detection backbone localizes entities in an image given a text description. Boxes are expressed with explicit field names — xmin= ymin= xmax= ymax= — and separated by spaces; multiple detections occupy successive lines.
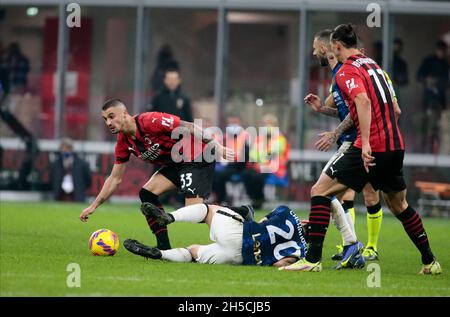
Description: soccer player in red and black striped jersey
xmin=79 ymin=99 xmax=234 ymax=250
xmin=282 ymin=24 xmax=441 ymax=274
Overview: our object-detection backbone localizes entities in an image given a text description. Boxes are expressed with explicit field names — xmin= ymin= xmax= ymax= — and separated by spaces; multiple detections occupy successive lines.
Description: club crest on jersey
xmin=144 ymin=136 xmax=152 ymax=145
xmin=345 ymin=78 xmax=359 ymax=93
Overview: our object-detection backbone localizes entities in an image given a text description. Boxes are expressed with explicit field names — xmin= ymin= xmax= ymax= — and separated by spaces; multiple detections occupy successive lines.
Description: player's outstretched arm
xmin=179 ymin=120 xmax=235 ymax=161
xmin=304 ymin=93 xmax=339 ymax=118
xmin=79 ymin=163 xmax=127 ymax=222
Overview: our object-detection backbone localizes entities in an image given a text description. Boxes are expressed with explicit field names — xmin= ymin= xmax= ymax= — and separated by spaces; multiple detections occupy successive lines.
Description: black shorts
xmin=324 ymin=145 xmax=406 ymax=193
xmin=157 ymin=161 xmax=216 ymax=198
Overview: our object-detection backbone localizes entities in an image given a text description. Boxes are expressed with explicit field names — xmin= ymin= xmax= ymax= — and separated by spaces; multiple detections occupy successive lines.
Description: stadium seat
xmin=415 ymin=181 xmax=450 ymax=217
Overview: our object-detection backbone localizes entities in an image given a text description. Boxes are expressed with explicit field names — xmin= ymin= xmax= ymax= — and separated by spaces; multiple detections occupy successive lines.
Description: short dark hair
xmin=314 ymin=29 xmax=332 ymax=43
xmin=102 ymin=98 xmax=124 ymax=111
xmin=165 ymin=68 xmax=180 ymax=76
xmin=331 ymin=23 xmax=358 ymax=48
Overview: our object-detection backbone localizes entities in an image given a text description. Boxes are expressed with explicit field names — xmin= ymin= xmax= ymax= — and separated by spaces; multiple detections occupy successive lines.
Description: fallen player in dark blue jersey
xmin=124 ymin=202 xmax=364 ymax=269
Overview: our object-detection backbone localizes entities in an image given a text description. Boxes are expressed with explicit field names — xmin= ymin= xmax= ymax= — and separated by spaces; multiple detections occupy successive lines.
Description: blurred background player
xmin=305 ymin=29 xmax=384 ymax=261
xmin=79 ymin=98 xmax=234 ymax=250
xmin=50 ymin=137 xmax=92 ymax=202
xmin=124 ymin=198 xmax=363 ymax=269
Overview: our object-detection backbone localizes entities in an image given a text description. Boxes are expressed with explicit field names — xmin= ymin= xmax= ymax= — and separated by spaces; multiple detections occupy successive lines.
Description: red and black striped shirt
xmin=114 ymin=112 xmax=207 ymax=165
xmin=335 ymin=54 xmax=404 ymax=152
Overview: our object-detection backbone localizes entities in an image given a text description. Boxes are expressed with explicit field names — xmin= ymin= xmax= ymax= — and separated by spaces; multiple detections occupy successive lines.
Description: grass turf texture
xmin=1 ymin=202 xmax=449 ymax=297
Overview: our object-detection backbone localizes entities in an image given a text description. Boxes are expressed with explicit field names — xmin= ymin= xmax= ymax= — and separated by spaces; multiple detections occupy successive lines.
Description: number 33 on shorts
xmin=180 ymin=173 xmax=193 ymax=189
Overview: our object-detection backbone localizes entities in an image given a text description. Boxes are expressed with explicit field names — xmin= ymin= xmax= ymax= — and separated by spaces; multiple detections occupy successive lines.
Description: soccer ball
xmin=88 ymin=229 xmax=119 ymax=256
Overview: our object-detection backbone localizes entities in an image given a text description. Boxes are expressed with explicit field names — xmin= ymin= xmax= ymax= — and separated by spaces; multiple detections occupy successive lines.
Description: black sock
xmin=305 ymin=196 xmax=331 ymax=263
xmin=396 ymin=206 xmax=434 ymax=264
xmin=367 ymin=202 xmax=381 ymax=214
xmin=139 ymin=188 xmax=171 ymax=250
xmin=342 ymin=200 xmax=354 ymax=211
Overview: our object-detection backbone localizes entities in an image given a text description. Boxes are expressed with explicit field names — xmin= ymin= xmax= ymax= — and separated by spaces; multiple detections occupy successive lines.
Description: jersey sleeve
xmin=265 ymin=205 xmax=292 ymax=219
xmin=336 ymin=66 xmax=367 ymax=100
xmin=139 ymin=112 xmax=181 ymax=134
xmin=114 ymin=135 xmax=131 ymax=164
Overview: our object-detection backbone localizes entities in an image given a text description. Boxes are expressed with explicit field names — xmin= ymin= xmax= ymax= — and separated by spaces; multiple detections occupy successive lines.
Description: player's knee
xmin=187 ymin=245 xmax=200 ymax=260
xmin=311 ymin=183 xmax=323 ymax=197
xmin=364 ymin=195 xmax=379 ymax=207
xmin=385 ymin=194 xmax=407 ymax=215
xmin=139 ymin=188 xmax=159 ymax=203
xmin=363 ymin=187 xmax=379 ymax=206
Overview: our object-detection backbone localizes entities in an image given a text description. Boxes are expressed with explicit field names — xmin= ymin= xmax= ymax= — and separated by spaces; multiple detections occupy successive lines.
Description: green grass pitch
xmin=1 ymin=201 xmax=449 ymax=297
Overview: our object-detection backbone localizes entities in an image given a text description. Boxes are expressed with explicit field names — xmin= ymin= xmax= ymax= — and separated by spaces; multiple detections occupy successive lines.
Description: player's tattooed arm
xmin=304 ymin=93 xmax=339 ymax=118
xmin=320 ymin=94 xmax=339 ymax=118
xmin=315 ymin=114 xmax=355 ymax=151
xmin=334 ymin=113 xmax=355 ymax=139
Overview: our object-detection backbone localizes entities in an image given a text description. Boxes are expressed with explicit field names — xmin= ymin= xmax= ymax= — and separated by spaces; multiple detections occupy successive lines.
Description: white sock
xmin=171 ymin=204 xmax=208 ymax=223
xmin=331 ymin=198 xmax=357 ymax=245
xmin=161 ymin=248 xmax=193 ymax=262
xmin=345 ymin=210 xmax=357 ymax=238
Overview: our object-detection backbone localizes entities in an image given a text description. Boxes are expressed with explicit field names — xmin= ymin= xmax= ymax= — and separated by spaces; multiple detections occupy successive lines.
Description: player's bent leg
xmin=330 ymin=198 xmax=357 ymax=246
xmin=341 ymin=189 xmax=356 ymax=227
xmin=195 ymin=243 xmax=242 ymax=265
xmin=362 ymin=184 xmax=382 ymax=261
xmin=141 ymin=172 xmax=178 ymax=250
xmin=141 ymin=203 xmax=210 ymax=226
xmin=123 ymin=239 xmax=162 ymax=259
xmin=160 ymin=247 xmax=193 ymax=262
xmin=185 ymin=197 xmax=204 ymax=206
xmin=331 ymin=189 xmax=356 ymax=261
xmin=143 ymin=170 xmax=178 ymax=195
xmin=311 ymin=172 xmax=348 ymax=198
xmin=386 ymin=190 xmax=442 ymax=274
xmin=304 ymin=173 xmax=348 ymax=267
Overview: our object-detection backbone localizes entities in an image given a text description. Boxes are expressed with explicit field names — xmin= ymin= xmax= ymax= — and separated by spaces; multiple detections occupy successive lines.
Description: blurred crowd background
xmin=0 ymin=0 xmax=449 ymax=214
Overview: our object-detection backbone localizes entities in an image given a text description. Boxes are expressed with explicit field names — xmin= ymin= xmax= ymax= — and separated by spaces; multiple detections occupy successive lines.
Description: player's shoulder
xmin=136 ymin=112 xmax=162 ymax=129
xmin=339 ymin=61 xmax=360 ymax=73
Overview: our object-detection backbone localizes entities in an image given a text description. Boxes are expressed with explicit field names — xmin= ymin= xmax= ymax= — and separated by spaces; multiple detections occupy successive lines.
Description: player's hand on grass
xmin=80 ymin=205 xmax=96 ymax=222
xmin=361 ymin=143 xmax=375 ymax=173
xmin=315 ymin=131 xmax=336 ymax=151
xmin=304 ymin=93 xmax=322 ymax=112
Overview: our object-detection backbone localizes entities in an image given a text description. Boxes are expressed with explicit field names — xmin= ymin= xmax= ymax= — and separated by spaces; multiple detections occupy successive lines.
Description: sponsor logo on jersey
xmin=139 ymin=143 xmax=161 ymax=161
